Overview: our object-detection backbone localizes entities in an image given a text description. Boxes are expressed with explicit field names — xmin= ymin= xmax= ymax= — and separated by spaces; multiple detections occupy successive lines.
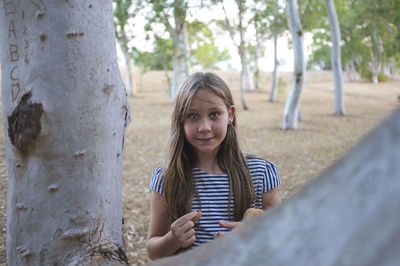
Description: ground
xmin=0 ymin=71 xmax=399 ymax=265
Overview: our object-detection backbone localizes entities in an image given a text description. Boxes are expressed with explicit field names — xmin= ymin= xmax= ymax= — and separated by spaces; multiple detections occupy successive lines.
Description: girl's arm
xmin=146 ymin=191 xmax=201 ymax=260
xmin=262 ymin=188 xmax=281 ymax=210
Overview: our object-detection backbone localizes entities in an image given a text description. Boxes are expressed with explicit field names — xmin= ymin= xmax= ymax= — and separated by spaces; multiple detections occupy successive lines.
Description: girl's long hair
xmin=163 ymin=72 xmax=255 ymax=224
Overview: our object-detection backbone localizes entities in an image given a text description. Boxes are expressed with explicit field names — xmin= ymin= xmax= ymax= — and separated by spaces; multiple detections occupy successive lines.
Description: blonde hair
xmin=163 ymin=72 xmax=255 ymax=223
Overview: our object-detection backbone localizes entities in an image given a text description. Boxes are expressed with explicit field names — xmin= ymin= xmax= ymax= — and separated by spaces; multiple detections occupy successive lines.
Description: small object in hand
xmin=243 ymin=208 xmax=264 ymax=220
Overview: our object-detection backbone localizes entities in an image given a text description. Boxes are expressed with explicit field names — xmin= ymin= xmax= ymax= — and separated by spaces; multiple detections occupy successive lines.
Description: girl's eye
xmin=188 ymin=113 xmax=199 ymax=120
xmin=210 ymin=112 xmax=219 ymax=119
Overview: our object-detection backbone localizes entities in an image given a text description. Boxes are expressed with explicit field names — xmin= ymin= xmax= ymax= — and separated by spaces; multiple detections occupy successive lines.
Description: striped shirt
xmin=149 ymin=156 xmax=281 ymax=247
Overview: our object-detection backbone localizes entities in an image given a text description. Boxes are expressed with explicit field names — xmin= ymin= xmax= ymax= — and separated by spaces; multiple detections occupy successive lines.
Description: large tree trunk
xmin=1 ymin=1 xmax=129 ymax=264
xmin=149 ymin=107 xmax=400 ymax=266
xmin=326 ymin=0 xmax=345 ymax=116
xmin=282 ymin=0 xmax=305 ymax=130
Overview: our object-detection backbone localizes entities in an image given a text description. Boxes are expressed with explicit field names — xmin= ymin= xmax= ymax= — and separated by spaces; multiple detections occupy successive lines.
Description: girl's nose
xmin=198 ymin=118 xmax=211 ymax=132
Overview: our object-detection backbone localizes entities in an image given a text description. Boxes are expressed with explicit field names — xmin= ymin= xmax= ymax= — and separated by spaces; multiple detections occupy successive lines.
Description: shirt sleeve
xmin=149 ymin=167 xmax=164 ymax=194
xmin=262 ymin=162 xmax=281 ymax=192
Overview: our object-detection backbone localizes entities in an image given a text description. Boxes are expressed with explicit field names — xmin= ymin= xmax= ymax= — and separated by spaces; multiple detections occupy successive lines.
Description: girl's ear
xmin=228 ymin=105 xmax=236 ymax=124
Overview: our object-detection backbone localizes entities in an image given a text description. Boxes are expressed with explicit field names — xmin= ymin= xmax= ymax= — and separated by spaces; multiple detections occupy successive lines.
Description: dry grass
xmin=0 ymin=71 xmax=399 ymax=265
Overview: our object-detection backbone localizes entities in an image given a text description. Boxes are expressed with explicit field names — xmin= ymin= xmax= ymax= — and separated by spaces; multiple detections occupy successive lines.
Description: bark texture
xmin=1 ymin=1 xmax=128 ymax=264
xmin=149 ymin=108 xmax=400 ymax=266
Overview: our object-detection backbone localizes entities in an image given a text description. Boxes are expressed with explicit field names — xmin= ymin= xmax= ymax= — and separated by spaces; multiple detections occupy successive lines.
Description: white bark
xmin=326 ymin=0 xmax=345 ymax=115
xmin=149 ymin=108 xmax=400 ymax=266
xmin=122 ymin=48 xmax=133 ymax=96
xmin=283 ymin=0 xmax=305 ymax=130
xmin=371 ymin=23 xmax=383 ymax=84
xmin=170 ymin=30 xmax=186 ymax=101
xmin=254 ymin=37 xmax=262 ymax=89
xmin=170 ymin=9 xmax=188 ymax=102
xmin=345 ymin=60 xmax=358 ymax=82
xmin=269 ymin=0 xmax=279 ymax=102
xmin=1 ymin=1 xmax=129 ymax=264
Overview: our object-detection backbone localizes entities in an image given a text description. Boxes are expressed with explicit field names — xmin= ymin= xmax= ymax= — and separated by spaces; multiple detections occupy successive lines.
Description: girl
xmin=146 ymin=72 xmax=281 ymax=259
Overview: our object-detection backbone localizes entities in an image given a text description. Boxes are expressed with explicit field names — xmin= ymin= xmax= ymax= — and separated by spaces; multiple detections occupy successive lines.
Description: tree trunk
xmin=326 ymin=0 xmax=345 ymax=116
xmin=171 ymin=32 xmax=180 ymax=102
xmin=254 ymin=36 xmax=262 ymax=90
xmin=282 ymin=0 xmax=305 ymax=130
xmin=149 ymin=108 xmax=400 ymax=266
xmin=269 ymin=0 xmax=279 ymax=102
xmin=239 ymin=51 xmax=249 ymax=110
xmin=122 ymin=48 xmax=133 ymax=96
xmin=270 ymin=30 xmax=278 ymax=102
xmin=170 ymin=23 xmax=187 ymax=101
xmin=0 ymin=1 xmax=129 ymax=264
xmin=180 ymin=23 xmax=190 ymax=79
xmin=371 ymin=23 xmax=383 ymax=85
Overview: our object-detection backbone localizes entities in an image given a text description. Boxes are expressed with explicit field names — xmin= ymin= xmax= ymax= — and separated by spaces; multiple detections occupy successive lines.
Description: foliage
xmin=187 ymin=20 xmax=231 ymax=69
xmin=306 ymin=0 xmax=400 ymax=81
xmin=132 ymin=36 xmax=173 ymax=71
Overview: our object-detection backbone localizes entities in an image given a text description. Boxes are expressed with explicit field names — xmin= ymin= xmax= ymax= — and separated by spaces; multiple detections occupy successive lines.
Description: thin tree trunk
xmin=283 ymin=0 xmax=305 ymax=130
xmin=180 ymin=23 xmax=190 ymax=79
xmin=371 ymin=22 xmax=383 ymax=85
xmin=270 ymin=0 xmax=279 ymax=102
xmin=1 ymin=1 xmax=129 ymax=264
xmin=171 ymin=31 xmax=181 ymax=102
xmin=254 ymin=36 xmax=262 ymax=89
xmin=122 ymin=48 xmax=133 ymax=96
xmin=326 ymin=0 xmax=345 ymax=115
xmin=170 ymin=18 xmax=186 ymax=101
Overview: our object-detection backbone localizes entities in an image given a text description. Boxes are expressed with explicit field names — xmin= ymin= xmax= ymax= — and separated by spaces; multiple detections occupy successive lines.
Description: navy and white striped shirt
xmin=149 ymin=156 xmax=281 ymax=247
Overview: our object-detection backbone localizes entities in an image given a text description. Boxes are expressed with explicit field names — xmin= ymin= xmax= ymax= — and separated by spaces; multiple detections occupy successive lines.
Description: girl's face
xmin=184 ymin=89 xmax=235 ymax=159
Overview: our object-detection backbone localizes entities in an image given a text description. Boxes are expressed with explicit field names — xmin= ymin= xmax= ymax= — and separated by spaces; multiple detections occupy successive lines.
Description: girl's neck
xmin=196 ymin=152 xmax=224 ymax=175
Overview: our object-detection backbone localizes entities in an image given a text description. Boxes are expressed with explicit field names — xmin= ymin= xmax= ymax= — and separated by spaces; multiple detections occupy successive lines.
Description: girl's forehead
xmin=189 ymin=90 xmax=225 ymax=107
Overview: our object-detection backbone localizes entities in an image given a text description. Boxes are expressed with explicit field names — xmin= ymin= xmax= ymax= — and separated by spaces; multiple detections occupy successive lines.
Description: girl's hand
xmin=170 ymin=211 xmax=202 ymax=248
xmin=213 ymin=220 xmax=242 ymax=239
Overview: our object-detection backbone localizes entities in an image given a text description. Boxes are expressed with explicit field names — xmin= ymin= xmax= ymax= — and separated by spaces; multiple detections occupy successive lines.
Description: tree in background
xmin=1 ymin=1 xmax=129 ymax=264
xmin=283 ymin=0 xmax=305 ymax=130
xmin=114 ymin=0 xmax=141 ymax=96
xmin=187 ymin=20 xmax=231 ymax=69
xmin=325 ymin=0 xmax=345 ymax=115
xmin=269 ymin=0 xmax=287 ymax=102
xmin=214 ymin=0 xmax=255 ymax=110
xmin=308 ymin=0 xmax=399 ymax=84
xmin=146 ymin=0 xmax=190 ymax=101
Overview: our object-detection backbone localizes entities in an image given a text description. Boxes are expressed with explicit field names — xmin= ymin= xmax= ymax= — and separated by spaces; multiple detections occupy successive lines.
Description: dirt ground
xmin=0 ymin=71 xmax=399 ymax=265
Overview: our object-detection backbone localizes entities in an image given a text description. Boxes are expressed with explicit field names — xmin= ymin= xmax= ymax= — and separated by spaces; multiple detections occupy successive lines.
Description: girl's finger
xmin=218 ymin=220 xmax=241 ymax=229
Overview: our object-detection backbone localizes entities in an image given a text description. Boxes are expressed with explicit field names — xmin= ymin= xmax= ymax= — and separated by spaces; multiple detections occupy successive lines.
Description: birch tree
xmin=283 ymin=0 xmax=305 ymax=130
xmin=325 ymin=0 xmax=345 ymax=115
xmin=1 ymin=1 xmax=129 ymax=264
